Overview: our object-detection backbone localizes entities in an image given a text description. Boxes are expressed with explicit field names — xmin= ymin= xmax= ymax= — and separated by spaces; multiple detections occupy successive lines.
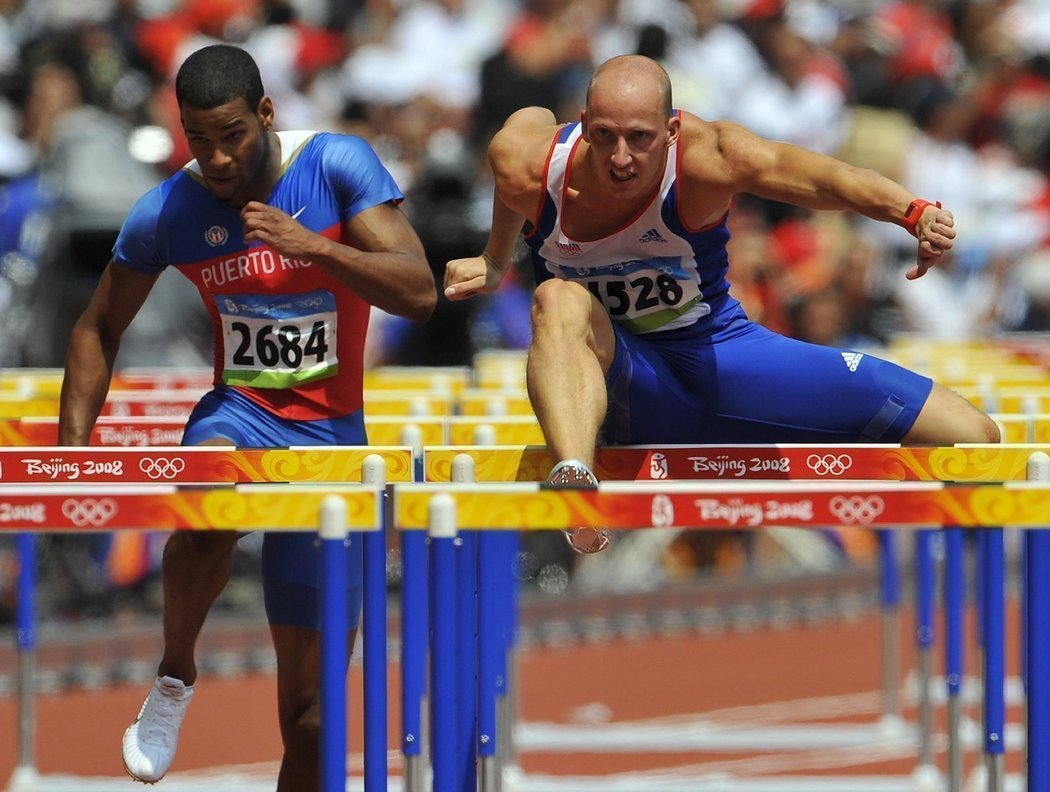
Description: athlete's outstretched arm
xmin=241 ymin=199 xmax=436 ymax=323
xmin=444 ymin=106 xmax=558 ymax=301
xmin=58 ymin=261 xmax=158 ymax=445
xmin=691 ymin=118 xmax=956 ymax=280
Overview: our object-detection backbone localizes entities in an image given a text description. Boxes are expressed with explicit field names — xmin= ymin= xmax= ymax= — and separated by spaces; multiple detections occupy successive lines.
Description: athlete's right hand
xmin=443 ymin=254 xmax=505 ymax=300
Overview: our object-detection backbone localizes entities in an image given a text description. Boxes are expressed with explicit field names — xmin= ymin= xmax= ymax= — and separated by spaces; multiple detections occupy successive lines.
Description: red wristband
xmin=901 ymin=198 xmax=941 ymax=237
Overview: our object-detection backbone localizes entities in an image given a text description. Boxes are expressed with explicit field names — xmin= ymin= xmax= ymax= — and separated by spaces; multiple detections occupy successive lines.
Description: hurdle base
xmin=6 ymin=766 xmax=39 ymax=792
xmin=877 ymin=713 xmax=908 ymax=742
xmin=911 ymin=762 xmax=942 ymax=791
xmin=964 ymin=762 xmax=988 ymax=792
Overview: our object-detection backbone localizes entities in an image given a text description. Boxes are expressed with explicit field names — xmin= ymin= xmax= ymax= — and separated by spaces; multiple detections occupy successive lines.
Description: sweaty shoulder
xmin=678 ymin=113 xmax=772 ymax=188
xmin=489 ymin=122 xmax=559 ymax=214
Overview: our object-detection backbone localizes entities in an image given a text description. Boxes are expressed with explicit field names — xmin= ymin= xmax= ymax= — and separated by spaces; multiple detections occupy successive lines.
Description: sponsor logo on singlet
xmin=842 ymin=352 xmax=864 ymax=372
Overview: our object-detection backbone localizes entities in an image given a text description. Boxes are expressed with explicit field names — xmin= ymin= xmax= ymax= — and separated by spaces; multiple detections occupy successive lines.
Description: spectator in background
xmin=342 ymin=0 xmax=505 ymax=188
xmin=472 ymin=0 xmax=598 ymax=149
xmin=731 ymin=12 xmax=849 ymax=154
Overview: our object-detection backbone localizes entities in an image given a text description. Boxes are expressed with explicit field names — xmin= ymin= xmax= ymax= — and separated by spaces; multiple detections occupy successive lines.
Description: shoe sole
xmin=122 ymin=723 xmax=163 ymax=785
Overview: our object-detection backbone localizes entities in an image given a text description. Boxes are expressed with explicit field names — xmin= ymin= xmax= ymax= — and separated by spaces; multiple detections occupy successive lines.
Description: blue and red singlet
xmin=114 ymin=130 xmax=401 ymax=421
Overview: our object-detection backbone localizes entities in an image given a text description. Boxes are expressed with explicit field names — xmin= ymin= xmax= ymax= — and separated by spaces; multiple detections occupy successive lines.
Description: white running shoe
xmin=122 ymin=675 xmax=194 ymax=783
xmin=546 ymin=459 xmax=610 ymax=555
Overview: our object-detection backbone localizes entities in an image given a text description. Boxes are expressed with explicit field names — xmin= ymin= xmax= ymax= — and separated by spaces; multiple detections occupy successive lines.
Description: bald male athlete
xmin=445 ymin=54 xmax=999 ymax=553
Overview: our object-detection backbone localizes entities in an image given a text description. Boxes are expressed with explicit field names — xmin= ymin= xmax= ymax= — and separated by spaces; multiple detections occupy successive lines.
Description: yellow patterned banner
xmin=455 ymin=389 xmax=534 ymax=417
xmin=0 ymin=484 xmax=380 ymax=532
xmin=394 ymin=482 xmax=1050 ymax=530
xmin=445 ymin=418 xmax=545 ymax=446
xmin=424 ymin=444 xmax=1050 ymax=483
xmin=365 ymin=417 xmax=445 ymax=447
xmin=363 ymin=365 xmax=471 ymax=394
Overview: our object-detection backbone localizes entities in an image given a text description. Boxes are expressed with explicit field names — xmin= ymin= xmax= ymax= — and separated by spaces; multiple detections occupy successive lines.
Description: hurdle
xmin=396 ymin=472 xmax=1050 ymax=792
xmin=415 ymin=443 xmax=1050 ymax=791
xmin=0 ymin=415 xmax=450 ymax=447
xmin=3 ymin=448 xmax=410 ymax=792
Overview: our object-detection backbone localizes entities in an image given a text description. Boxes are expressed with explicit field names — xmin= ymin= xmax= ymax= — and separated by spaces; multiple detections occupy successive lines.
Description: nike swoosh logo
xmin=291 ymin=206 xmax=306 ymax=219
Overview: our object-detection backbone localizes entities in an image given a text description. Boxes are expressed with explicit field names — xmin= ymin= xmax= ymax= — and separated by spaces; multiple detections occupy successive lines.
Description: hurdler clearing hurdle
xmin=442 ymin=54 xmax=1000 ymax=558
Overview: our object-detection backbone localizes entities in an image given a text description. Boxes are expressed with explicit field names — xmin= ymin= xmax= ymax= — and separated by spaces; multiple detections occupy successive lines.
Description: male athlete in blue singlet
xmin=57 ymin=45 xmax=435 ymax=789
xmin=444 ymin=54 xmax=999 ymax=553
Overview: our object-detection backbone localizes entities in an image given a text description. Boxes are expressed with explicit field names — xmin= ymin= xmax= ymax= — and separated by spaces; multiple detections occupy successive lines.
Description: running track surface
xmin=0 ymin=605 xmax=1024 ymax=788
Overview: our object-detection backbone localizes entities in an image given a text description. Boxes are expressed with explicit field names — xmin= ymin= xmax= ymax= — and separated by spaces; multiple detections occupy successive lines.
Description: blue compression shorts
xmin=182 ymin=386 xmax=366 ymax=630
xmin=602 ymin=308 xmax=933 ymax=445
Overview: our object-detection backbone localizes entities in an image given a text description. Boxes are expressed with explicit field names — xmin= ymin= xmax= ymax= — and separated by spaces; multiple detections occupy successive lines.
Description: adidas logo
xmin=638 ymin=227 xmax=666 ymax=244
xmin=842 ymin=352 xmax=864 ymax=372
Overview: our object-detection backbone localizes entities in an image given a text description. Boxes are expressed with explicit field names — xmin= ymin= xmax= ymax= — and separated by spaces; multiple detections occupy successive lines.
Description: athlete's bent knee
xmin=532 ymin=279 xmax=592 ymax=320
xmin=281 ymin=699 xmax=321 ymax=764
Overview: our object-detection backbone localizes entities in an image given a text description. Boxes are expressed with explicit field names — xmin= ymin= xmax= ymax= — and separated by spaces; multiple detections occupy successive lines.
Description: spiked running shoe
xmin=546 ymin=459 xmax=610 ymax=554
xmin=122 ymin=675 xmax=194 ymax=783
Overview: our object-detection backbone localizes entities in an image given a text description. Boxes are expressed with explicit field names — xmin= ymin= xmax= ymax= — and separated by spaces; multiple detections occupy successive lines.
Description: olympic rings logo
xmin=829 ymin=495 xmax=884 ymax=525
xmin=139 ymin=457 xmax=187 ymax=480
xmin=62 ymin=498 xmax=118 ymax=527
xmin=806 ymin=454 xmax=853 ymax=476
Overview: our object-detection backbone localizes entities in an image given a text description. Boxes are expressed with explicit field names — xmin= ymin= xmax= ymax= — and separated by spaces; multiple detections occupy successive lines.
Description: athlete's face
xmin=582 ymin=81 xmax=678 ymax=199
xmin=180 ymin=96 xmax=275 ymax=206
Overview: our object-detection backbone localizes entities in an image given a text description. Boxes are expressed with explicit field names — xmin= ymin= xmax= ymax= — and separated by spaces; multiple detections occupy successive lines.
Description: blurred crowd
xmin=0 ymin=0 xmax=1048 ymax=371
xmin=1 ymin=0 xmax=1050 ymax=617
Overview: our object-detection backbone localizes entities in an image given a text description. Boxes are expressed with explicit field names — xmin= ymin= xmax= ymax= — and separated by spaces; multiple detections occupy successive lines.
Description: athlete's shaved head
xmin=586 ymin=55 xmax=673 ymax=120
xmin=175 ymin=44 xmax=264 ymax=112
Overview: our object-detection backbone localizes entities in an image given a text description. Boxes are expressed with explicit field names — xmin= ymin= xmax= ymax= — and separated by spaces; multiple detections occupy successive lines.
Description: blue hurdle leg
xmin=944 ymin=527 xmax=965 ymax=792
xmin=913 ymin=529 xmax=938 ymax=780
xmin=477 ymin=531 xmax=499 ymax=791
xmin=452 ymin=453 xmax=479 ymax=792
xmin=320 ymin=495 xmax=349 ymax=792
xmin=1025 ymin=451 xmax=1050 ymax=792
xmin=876 ymin=529 xmax=903 ymax=733
xmin=1027 ymin=529 xmax=1050 ymax=792
xmin=401 ymin=428 xmax=428 ymax=792
xmin=456 ymin=531 xmax=479 ymax=792
xmin=982 ymin=527 xmax=1006 ymax=792
xmin=430 ymin=494 xmax=459 ymax=792
xmin=362 ymin=457 xmax=388 ymax=792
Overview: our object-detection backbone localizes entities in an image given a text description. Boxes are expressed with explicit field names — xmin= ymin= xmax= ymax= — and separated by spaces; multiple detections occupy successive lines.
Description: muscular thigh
xmin=603 ymin=319 xmax=933 ymax=444
xmin=182 ymin=386 xmax=365 ymax=630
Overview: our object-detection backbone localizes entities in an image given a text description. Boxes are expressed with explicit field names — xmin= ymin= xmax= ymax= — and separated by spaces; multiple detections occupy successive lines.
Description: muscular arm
xmin=242 ymin=200 xmax=436 ymax=322
xmin=715 ymin=122 xmax=915 ymax=220
xmin=58 ymin=261 xmax=158 ymax=445
xmin=685 ymin=117 xmax=955 ymax=277
xmin=444 ymin=107 xmax=558 ymax=299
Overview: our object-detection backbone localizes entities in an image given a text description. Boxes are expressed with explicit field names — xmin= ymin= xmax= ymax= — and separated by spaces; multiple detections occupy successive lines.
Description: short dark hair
xmin=175 ymin=44 xmax=264 ymax=111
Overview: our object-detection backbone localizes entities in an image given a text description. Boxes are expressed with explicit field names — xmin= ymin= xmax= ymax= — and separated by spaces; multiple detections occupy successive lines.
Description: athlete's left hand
xmin=241 ymin=201 xmax=316 ymax=258
xmin=906 ymin=205 xmax=956 ymax=280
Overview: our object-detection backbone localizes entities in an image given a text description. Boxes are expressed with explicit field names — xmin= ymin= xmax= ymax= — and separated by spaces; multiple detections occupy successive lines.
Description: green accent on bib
xmin=616 ymin=295 xmax=704 ymax=334
xmin=222 ymin=362 xmax=338 ymax=389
